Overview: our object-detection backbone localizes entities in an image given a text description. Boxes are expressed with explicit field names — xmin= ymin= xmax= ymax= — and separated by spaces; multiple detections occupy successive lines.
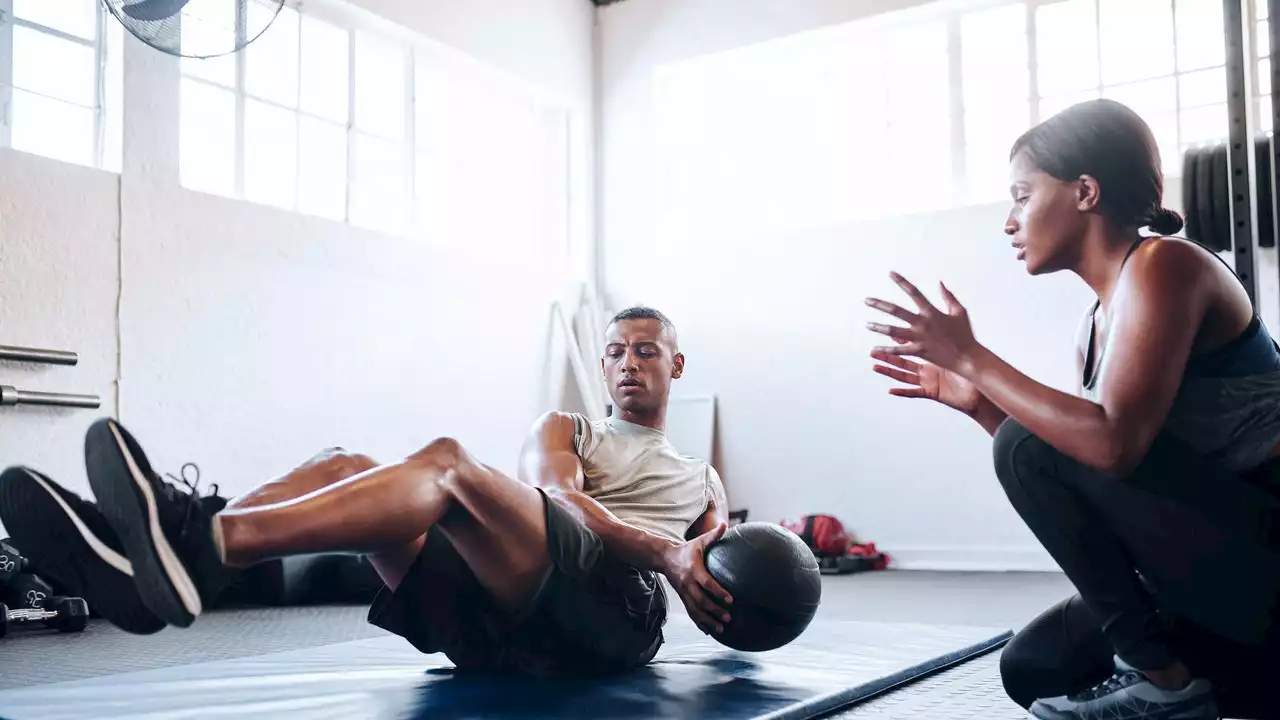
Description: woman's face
xmin=1004 ymin=150 xmax=1093 ymax=275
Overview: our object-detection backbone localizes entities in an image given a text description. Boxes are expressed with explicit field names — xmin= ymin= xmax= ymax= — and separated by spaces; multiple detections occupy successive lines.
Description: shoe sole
xmin=0 ymin=467 xmax=165 ymax=635
xmin=1028 ymin=695 xmax=1219 ymax=720
xmin=86 ymin=419 xmax=203 ymax=627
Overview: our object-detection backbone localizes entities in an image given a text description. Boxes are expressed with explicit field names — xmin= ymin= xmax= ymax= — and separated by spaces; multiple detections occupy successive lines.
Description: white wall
xmin=598 ymin=0 xmax=1274 ymax=571
xmin=0 ymin=0 xmax=593 ymax=536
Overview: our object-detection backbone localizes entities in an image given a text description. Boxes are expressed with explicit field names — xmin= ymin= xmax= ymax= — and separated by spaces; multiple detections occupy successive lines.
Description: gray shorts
xmin=367 ymin=488 xmax=668 ymax=677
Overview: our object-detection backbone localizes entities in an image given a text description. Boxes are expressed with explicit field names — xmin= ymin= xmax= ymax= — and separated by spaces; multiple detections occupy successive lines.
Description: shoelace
xmin=1071 ymin=669 xmax=1145 ymax=701
xmin=161 ymin=463 xmax=220 ymax=538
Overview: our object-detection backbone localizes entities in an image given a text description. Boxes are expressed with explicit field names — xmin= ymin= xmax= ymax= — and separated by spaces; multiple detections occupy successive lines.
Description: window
xmin=178 ymin=1 xmax=572 ymax=258
xmin=2 ymin=0 xmax=123 ymax=170
xmin=1257 ymin=0 xmax=1273 ymax=133
xmin=653 ymin=0 xmax=1235 ymax=232
xmin=181 ymin=5 xmax=358 ymax=219
xmin=959 ymin=0 xmax=1231 ymax=196
xmin=963 ymin=3 xmax=1031 ymax=202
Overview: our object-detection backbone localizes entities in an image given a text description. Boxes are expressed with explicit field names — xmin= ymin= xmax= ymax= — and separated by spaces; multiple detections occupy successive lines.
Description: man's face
xmin=601 ymin=318 xmax=684 ymax=416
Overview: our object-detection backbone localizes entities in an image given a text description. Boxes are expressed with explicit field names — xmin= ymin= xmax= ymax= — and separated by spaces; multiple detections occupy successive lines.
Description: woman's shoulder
xmin=1124 ymin=235 xmax=1221 ymax=287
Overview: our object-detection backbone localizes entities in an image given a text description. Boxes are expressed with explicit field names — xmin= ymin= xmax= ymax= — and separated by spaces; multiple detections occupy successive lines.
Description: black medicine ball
xmin=703 ymin=522 xmax=822 ymax=652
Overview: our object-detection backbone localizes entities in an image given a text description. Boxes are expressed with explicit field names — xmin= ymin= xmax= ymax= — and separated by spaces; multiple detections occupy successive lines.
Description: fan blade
xmin=121 ymin=0 xmax=193 ymax=22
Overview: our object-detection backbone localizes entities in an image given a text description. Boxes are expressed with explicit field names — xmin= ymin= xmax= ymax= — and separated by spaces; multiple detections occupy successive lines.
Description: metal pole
xmin=1224 ymin=0 xmax=1260 ymax=305
xmin=0 ymin=345 xmax=79 ymax=366
xmin=0 ymin=386 xmax=100 ymax=409
xmin=1269 ymin=0 xmax=1280 ymax=250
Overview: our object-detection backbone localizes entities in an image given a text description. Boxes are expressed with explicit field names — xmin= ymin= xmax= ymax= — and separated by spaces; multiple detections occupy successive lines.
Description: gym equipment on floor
xmin=0 ymin=596 xmax=89 ymax=637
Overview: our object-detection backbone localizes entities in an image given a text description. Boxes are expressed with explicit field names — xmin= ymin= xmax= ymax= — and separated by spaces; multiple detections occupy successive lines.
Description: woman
xmin=867 ymin=99 xmax=1280 ymax=720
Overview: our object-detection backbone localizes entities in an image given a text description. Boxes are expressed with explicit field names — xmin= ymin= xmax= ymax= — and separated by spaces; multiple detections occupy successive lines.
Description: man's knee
xmin=409 ymin=437 xmax=465 ymax=467
xmin=407 ymin=438 xmax=483 ymax=493
xmin=325 ymin=449 xmax=378 ymax=477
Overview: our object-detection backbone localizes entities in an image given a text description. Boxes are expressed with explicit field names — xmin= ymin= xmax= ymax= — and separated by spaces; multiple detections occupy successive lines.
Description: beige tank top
xmin=571 ymin=413 xmax=714 ymax=543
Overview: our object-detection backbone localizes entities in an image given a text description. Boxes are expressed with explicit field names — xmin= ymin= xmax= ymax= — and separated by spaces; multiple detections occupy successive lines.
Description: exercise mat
xmin=0 ymin=617 xmax=1010 ymax=720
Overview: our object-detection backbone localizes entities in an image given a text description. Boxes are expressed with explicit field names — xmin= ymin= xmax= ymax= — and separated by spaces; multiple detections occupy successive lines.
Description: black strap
xmin=800 ymin=515 xmax=816 ymax=548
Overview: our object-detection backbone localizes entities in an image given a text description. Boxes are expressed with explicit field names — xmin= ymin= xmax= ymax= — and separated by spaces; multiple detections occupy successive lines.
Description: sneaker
xmin=1029 ymin=656 xmax=1219 ymax=720
xmin=0 ymin=467 xmax=165 ymax=634
xmin=85 ymin=418 xmax=232 ymax=628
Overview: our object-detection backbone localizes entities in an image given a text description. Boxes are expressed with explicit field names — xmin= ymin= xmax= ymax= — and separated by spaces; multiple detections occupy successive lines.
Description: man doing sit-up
xmin=1 ymin=306 xmax=731 ymax=677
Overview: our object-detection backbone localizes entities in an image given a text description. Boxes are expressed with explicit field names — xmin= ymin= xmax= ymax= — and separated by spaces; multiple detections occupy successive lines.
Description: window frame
xmin=0 ymin=0 xmax=116 ymax=170
xmin=178 ymin=2 xmax=421 ymax=225
xmin=952 ymin=0 xmax=1235 ymax=202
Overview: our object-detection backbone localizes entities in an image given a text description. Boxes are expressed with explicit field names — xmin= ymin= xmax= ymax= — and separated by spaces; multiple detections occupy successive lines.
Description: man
xmin=0 ymin=306 xmax=731 ymax=678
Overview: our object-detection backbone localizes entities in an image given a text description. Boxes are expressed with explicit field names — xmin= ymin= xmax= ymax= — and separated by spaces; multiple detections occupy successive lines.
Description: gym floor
xmin=2 ymin=569 xmax=1072 ymax=718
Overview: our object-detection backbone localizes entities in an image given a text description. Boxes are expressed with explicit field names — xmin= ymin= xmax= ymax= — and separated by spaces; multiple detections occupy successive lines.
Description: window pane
xmin=1037 ymin=0 xmax=1099 ymax=95
xmin=180 ymin=79 xmax=237 ymax=197
xmin=965 ymin=104 xmax=1030 ymax=203
xmin=354 ymin=33 xmax=407 ymax=140
xmin=301 ymin=16 xmax=349 ymax=123
xmin=885 ymin=22 xmax=948 ymax=122
xmin=244 ymin=99 xmax=299 ymax=210
xmin=1146 ymin=112 xmax=1180 ymax=176
xmin=1104 ymin=77 xmax=1178 ymax=122
xmin=1101 ymin=0 xmax=1175 ymax=85
xmin=1176 ymin=0 xmax=1225 ymax=71
xmin=1179 ymin=66 xmax=1227 ymax=108
xmin=962 ymin=4 xmax=1028 ymax=108
xmin=181 ymin=0 xmax=237 ymax=86
xmin=13 ymin=27 xmax=97 ymax=106
xmin=104 ymin=20 xmax=124 ymax=173
xmin=1180 ymin=103 xmax=1227 ymax=145
xmin=1260 ymin=0 xmax=1269 ymax=20
xmin=1259 ymin=21 xmax=1271 ymax=59
xmin=1261 ymin=94 xmax=1274 ymax=133
xmin=350 ymin=133 xmax=408 ymax=233
xmin=1261 ymin=59 xmax=1273 ymax=98
xmin=1039 ymin=89 xmax=1102 ymax=121
xmin=298 ymin=117 xmax=347 ymax=221
xmin=14 ymin=0 xmax=96 ymax=39
xmin=11 ymin=90 xmax=94 ymax=167
xmin=246 ymin=5 xmax=299 ymax=107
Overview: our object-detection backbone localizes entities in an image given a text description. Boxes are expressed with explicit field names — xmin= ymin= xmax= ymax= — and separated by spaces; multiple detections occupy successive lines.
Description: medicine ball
xmin=703 ymin=521 xmax=822 ymax=652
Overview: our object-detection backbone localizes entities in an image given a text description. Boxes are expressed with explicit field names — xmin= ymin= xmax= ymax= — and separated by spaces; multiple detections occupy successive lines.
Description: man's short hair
xmin=608 ymin=306 xmax=678 ymax=347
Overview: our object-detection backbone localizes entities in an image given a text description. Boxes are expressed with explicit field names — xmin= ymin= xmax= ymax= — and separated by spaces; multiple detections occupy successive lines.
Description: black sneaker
xmin=85 ymin=418 xmax=232 ymax=628
xmin=0 ymin=466 xmax=165 ymax=634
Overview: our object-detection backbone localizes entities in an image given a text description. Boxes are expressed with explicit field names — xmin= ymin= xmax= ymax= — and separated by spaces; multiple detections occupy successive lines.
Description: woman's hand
xmin=865 ymin=272 xmax=982 ymax=377
xmin=871 ymin=351 xmax=983 ymax=416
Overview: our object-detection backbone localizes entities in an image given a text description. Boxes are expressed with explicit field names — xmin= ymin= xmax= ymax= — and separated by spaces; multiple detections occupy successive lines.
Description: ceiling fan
xmin=102 ymin=0 xmax=284 ymax=58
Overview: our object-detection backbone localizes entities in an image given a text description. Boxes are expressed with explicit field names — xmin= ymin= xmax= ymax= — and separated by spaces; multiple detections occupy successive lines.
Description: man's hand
xmin=660 ymin=522 xmax=733 ymax=635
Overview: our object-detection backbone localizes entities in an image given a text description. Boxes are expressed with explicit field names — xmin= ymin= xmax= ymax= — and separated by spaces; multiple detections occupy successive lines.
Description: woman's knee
xmin=999 ymin=640 xmax=1041 ymax=710
xmin=993 ymin=418 xmax=1061 ymax=491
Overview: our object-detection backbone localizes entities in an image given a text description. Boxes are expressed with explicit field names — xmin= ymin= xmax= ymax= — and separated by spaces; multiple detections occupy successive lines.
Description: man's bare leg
xmin=226 ymin=448 xmax=379 ymax=510
xmin=220 ymin=447 xmax=427 ymax=589
xmin=214 ymin=437 xmax=549 ymax=613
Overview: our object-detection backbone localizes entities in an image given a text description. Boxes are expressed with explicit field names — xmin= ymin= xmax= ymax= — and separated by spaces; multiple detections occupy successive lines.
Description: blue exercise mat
xmin=0 ymin=618 xmax=1010 ymax=720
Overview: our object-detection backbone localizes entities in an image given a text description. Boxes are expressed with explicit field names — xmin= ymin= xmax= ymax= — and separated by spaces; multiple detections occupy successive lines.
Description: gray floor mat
xmin=0 ymin=605 xmax=383 ymax=689
xmin=829 ymin=650 xmax=1025 ymax=718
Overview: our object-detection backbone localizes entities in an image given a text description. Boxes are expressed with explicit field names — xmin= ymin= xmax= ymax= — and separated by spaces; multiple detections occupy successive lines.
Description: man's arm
xmin=686 ymin=468 xmax=729 ymax=540
xmin=517 ymin=411 xmax=678 ymax=572
xmin=518 ymin=412 xmax=733 ymax=633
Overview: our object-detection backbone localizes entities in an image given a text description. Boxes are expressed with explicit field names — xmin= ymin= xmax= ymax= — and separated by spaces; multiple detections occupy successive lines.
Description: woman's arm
xmin=963 ymin=242 xmax=1209 ymax=476
xmin=963 ymin=303 xmax=1092 ymax=438
xmin=867 ymin=241 xmax=1213 ymax=476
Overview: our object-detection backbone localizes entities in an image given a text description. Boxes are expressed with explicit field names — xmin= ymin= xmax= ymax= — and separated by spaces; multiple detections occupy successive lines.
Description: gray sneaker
xmin=1029 ymin=656 xmax=1218 ymax=720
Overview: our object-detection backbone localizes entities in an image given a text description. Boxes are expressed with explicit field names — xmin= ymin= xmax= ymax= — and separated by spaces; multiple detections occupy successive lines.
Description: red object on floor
xmin=780 ymin=514 xmax=890 ymax=573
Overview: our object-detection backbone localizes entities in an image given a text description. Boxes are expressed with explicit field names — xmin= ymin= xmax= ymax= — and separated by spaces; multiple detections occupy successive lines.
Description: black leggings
xmin=992 ymin=418 xmax=1280 ymax=718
